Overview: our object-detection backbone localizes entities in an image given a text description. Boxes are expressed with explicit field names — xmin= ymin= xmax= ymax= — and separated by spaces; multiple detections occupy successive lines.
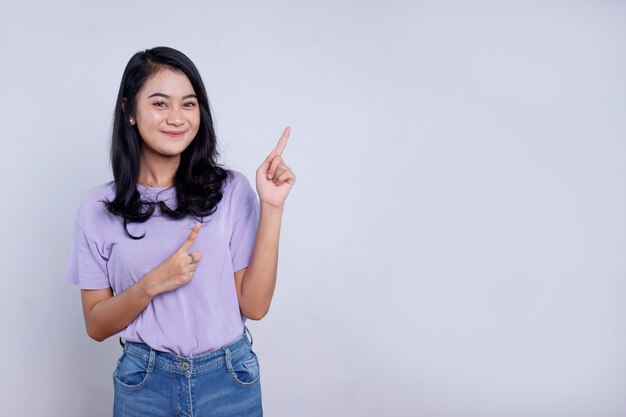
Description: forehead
xmin=139 ymin=68 xmax=195 ymax=98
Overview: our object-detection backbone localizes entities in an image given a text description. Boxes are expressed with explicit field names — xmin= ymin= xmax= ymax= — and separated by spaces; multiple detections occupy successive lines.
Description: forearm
xmin=85 ymin=276 xmax=155 ymax=342
xmin=240 ymin=202 xmax=283 ymax=319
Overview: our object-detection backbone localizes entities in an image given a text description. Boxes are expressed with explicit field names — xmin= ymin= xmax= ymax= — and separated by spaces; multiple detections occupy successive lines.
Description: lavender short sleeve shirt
xmin=64 ymin=170 xmax=259 ymax=357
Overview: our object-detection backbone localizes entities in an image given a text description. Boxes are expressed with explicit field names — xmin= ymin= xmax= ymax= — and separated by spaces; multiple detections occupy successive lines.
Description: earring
xmin=129 ymin=118 xmax=134 ymax=124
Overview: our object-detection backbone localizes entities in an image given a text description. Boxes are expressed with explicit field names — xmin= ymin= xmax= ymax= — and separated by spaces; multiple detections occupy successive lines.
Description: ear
xmin=121 ymin=98 xmax=135 ymax=125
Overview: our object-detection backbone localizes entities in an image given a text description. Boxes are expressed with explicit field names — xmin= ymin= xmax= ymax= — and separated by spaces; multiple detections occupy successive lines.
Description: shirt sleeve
xmin=64 ymin=202 xmax=111 ymax=290
xmin=229 ymin=173 xmax=260 ymax=272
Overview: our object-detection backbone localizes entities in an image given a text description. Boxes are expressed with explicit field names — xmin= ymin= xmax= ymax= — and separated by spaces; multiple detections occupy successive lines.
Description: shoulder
xmin=80 ymin=181 xmax=115 ymax=210
xmin=224 ymin=169 xmax=250 ymax=187
xmin=223 ymin=169 xmax=255 ymax=196
xmin=75 ymin=181 xmax=116 ymax=226
xmin=222 ymin=169 xmax=257 ymax=210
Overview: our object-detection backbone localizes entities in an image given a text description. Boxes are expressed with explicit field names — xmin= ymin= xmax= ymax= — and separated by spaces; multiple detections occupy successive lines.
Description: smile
xmin=162 ymin=131 xmax=186 ymax=137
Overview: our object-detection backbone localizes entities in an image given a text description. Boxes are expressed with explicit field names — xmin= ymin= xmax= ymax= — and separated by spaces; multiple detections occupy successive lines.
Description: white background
xmin=1 ymin=1 xmax=625 ymax=416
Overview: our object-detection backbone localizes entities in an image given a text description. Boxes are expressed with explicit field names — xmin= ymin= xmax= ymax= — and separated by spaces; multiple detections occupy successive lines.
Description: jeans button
xmin=181 ymin=362 xmax=190 ymax=371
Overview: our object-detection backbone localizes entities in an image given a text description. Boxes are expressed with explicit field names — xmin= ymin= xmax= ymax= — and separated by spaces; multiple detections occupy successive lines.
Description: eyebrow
xmin=147 ymin=92 xmax=197 ymax=100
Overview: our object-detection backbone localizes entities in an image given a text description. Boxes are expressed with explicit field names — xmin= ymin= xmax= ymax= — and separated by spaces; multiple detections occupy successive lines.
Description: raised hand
xmin=256 ymin=126 xmax=296 ymax=209
xmin=144 ymin=223 xmax=203 ymax=296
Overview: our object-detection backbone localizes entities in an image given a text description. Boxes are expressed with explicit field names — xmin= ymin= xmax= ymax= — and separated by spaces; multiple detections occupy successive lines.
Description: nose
xmin=167 ymin=107 xmax=184 ymax=126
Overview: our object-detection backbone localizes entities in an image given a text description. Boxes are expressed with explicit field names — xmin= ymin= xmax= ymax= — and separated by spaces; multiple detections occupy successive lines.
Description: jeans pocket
xmin=228 ymin=349 xmax=261 ymax=387
xmin=113 ymin=351 xmax=153 ymax=391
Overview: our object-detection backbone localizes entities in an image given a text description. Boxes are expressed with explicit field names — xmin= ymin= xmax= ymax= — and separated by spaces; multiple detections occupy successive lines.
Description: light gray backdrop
xmin=1 ymin=1 xmax=625 ymax=416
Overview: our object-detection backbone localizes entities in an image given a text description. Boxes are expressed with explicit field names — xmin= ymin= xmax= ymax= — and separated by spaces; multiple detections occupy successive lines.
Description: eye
xmin=153 ymin=101 xmax=167 ymax=108
xmin=183 ymin=102 xmax=197 ymax=108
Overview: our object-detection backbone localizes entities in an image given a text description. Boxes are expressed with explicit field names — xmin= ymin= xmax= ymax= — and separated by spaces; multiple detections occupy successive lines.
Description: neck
xmin=138 ymin=150 xmax=179 ymax=188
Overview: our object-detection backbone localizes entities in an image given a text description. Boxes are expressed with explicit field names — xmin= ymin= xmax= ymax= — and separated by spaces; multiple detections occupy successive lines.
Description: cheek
xmin=191 ymin=110 xmax=201 ymax=124
xmin=146 ymin=111 xmax=164 ymax=125
xmin=190 ymin=113 xmax=201 ymax=133
xmin=136 ymin=110 xmax=162 ymax=129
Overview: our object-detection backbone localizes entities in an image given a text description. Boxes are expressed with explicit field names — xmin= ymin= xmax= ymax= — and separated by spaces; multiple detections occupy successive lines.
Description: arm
xmin=234 ymin=202 xmax=283 ymax=320
xmin=80 ymin=223 xmax=203 ymax=342
xmin=235 ymin=126 xmax=295 ymax=320
xmin=81 ymin=280 xmax=154 ymax=342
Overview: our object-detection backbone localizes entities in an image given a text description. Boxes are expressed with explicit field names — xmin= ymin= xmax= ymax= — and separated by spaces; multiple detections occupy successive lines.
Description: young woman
xmin=64 ymin=46 xmax=295 ymax=416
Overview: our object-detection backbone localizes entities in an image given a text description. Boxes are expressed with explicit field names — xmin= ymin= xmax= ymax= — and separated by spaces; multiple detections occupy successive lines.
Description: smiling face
xmin=130 ymin=68 xmax=201 ymax=161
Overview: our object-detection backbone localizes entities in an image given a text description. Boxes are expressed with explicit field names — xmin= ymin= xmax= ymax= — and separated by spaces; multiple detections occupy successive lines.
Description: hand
xmin=256 ymin=126 xmax=296 ymax=209
xmin=144 ymin=223 xmax=203 ymax=296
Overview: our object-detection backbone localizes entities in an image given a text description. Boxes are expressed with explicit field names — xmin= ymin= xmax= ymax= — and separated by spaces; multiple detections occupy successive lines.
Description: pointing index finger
xmin=179 ymin=223 xmax=201 ymax=252
xmin=274 ymin=126 xmax=291 ymax=156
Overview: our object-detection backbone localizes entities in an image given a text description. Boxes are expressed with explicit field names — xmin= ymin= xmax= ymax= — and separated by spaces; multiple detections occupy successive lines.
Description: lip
xmin=162 ymin=130 xmax=187 ymax=137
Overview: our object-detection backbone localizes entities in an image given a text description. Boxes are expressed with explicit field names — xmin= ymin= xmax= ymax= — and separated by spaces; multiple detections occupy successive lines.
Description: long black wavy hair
xmin=102 ymin=46 xmax=229 ymax=239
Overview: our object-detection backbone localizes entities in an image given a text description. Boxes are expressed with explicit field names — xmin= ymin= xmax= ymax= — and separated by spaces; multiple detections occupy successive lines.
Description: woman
xmin=64 ymin=46 xmax=295 ymax=416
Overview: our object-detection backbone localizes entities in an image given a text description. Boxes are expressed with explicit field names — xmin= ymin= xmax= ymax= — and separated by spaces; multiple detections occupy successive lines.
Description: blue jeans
xmin=112 ymin=328 xmax=262 ymax=417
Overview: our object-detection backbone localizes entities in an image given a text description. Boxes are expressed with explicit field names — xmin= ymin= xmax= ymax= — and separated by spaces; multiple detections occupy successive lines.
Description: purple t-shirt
xmin=64 ymin=170 xmax=259 ymax=357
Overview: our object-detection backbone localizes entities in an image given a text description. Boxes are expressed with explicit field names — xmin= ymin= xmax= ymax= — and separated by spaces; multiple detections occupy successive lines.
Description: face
xmin=129 ymin=68 xmax=200 ymax=160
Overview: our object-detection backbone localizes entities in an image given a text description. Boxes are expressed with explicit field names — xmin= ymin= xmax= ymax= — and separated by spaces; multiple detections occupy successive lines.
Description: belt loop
xmin=244 ymin=324 xmax=253 ymax=346
xmin=223 ymin=346 xmax=233 ymax=373
xmin=119 ymin=337 xmax=125 ymax=348
xmin=147 ymin=348 xmax=156 ymax=373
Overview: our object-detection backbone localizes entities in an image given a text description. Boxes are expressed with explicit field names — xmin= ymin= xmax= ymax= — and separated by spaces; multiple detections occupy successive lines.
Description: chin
xmin=156 ymin=147 xmax=187 ymax=157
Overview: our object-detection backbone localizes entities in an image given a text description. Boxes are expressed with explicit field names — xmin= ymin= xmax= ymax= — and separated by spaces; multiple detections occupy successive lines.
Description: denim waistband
xmin=121 ymin=329 xmax=253 ymax=376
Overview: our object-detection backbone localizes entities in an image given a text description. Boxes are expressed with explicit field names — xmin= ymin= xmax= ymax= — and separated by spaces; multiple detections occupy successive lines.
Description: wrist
xmin=138 ymin=272 xmax=159 ymax=300
xmin=260 ymin=201 xmax=284 ymax=215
